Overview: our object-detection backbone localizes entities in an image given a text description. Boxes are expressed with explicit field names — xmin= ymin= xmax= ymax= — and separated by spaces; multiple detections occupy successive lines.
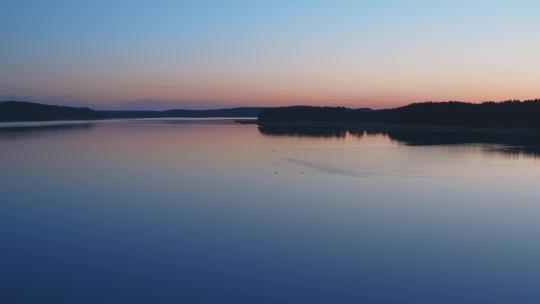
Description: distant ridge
xmin=99 ymin=107 xmax=264 ymax=119
xmin=0 ymin=101 xmax=264 ymax=122
xmin=258 ymin=100 xmax=540 ymax=128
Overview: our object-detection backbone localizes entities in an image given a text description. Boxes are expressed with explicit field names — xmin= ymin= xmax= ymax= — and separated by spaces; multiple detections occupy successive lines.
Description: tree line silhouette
xmin=258 ymin=100 xmax=540 ymax=127
xmin=0 ymin=101 xmax=263 ymax=122
xmin=5 ymin=99 xmax=540 ymax=127
xmin=0 ymin=101 xmax=99 ymax=122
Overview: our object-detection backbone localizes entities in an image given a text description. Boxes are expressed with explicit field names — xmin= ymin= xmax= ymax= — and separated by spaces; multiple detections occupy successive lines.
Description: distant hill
xmin=258 ymin=100 xmax=540 ymax=128
xmin=99 ymin=107 xmax=263 ymax=119
xmin=0 ymin=101 xmax=100 ymax=122
xmin=258 ymin=106 xmax=372 ymax=122
xmin=0 ymin=101 xmax=264 ymax=122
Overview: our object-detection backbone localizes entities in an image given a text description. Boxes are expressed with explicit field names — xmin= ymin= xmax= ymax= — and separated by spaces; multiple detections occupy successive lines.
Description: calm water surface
xmin=2 ymin=119 xmax=540 ymax=303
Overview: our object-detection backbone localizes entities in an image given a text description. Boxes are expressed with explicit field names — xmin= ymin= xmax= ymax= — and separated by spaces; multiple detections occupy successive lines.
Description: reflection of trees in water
xmin=258 ymin=123 xmax=540 ymax=157
xmin=0 ymin=123 xmax=95 ymax=139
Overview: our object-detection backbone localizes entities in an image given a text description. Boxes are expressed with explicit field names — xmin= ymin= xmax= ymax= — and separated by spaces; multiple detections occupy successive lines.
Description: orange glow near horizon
xmin=3 ymin=1 xmax=540 ymax=110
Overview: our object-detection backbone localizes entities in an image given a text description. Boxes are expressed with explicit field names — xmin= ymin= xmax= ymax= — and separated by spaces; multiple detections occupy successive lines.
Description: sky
xmin=1 ymin=0 xmax=540 ymax=110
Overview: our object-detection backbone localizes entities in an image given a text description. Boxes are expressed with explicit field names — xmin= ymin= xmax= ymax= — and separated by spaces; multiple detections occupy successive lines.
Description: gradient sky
xmin=2 ymin=0 xmax=540 ymax=110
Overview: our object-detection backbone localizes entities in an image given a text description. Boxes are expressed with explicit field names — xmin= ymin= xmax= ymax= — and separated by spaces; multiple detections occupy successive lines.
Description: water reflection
xmin=258 ymin=123 xmax=540 ymax=157
xmin=3 ymin=119 xmax=540 ymax=303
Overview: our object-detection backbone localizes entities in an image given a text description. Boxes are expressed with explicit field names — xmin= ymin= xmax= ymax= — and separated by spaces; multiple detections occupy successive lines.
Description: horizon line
xmin=3 ymin=98 xmax=540 ymax=112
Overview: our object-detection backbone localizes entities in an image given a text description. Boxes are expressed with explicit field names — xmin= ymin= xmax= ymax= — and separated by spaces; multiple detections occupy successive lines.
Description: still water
xmin=2 ymin=119 xmax=540 ymax=303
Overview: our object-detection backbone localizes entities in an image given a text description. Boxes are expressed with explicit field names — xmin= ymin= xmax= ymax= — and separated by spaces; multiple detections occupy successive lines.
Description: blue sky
xmin=2 ymin=1 xmax=540 ymax=109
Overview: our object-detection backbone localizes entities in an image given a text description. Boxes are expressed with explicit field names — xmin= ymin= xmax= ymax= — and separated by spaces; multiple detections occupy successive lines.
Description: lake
xmin=2 ymin=119 xmax=540 ymax=303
